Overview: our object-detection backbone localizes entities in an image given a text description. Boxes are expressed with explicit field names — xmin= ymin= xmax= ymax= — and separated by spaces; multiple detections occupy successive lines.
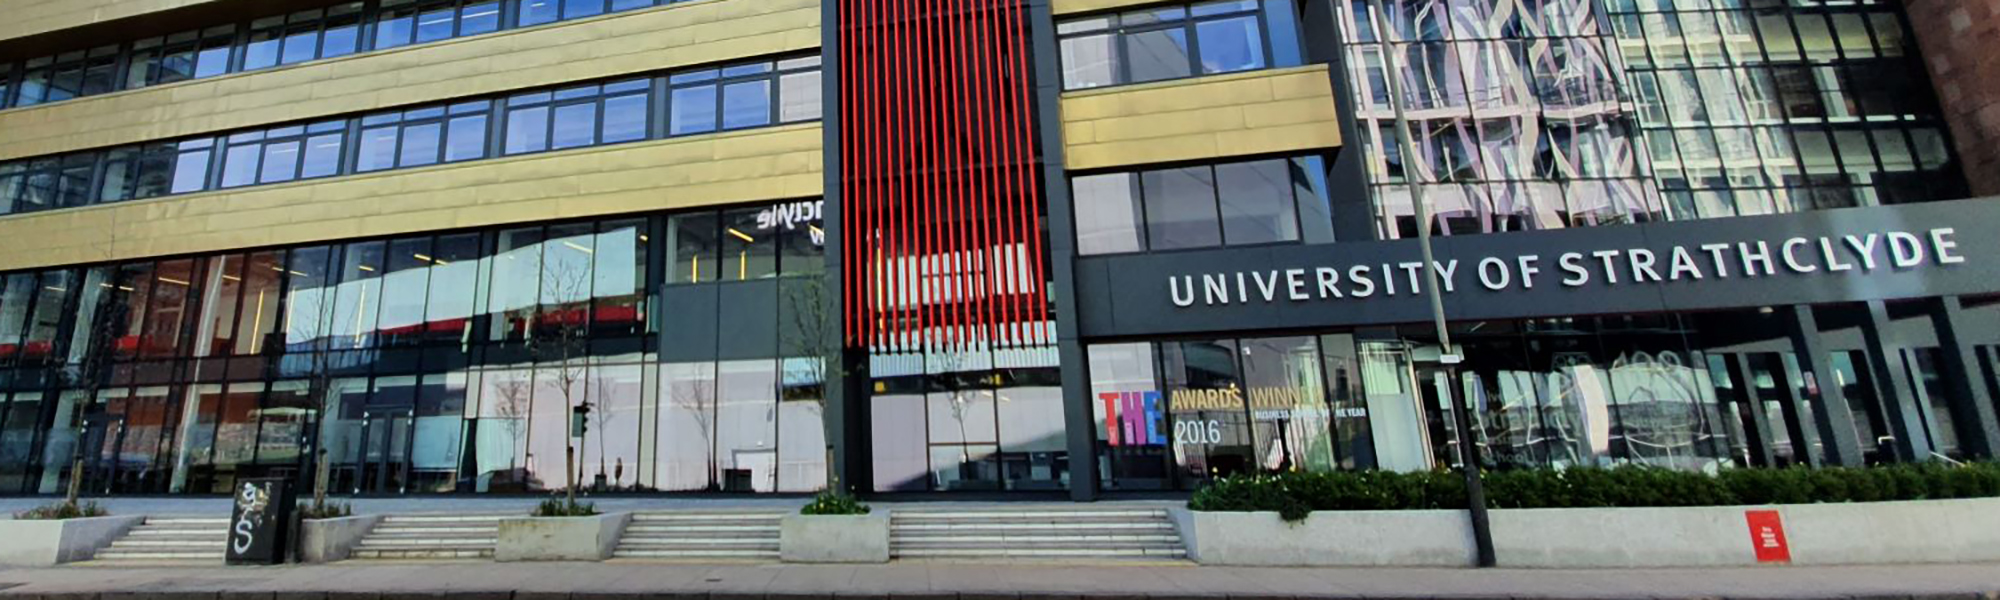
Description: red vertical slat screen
xmin=837 ymin=0 xmax=1047 ymax=353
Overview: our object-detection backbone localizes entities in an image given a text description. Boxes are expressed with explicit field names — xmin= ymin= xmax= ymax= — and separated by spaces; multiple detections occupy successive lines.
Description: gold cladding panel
xmin=1051 ymin=0 xmax=1180 ymax=16
xmin=0 ymin=0 xmax=213 ymax=43
xmin=0 ymin=124 xmax=824 ymax=272
xmin=0 ymin=0 xmax=820 ymax=161
xmin=1059 ymin=65 xmax=1344 ymax=171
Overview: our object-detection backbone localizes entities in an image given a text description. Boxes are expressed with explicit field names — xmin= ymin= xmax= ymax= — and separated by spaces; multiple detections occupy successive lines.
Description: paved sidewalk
xmin=0 ymin=561 xmax=1997 ymax=600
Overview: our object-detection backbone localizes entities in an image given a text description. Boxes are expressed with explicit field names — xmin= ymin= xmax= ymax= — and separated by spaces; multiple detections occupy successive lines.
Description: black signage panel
xmin=1075 ymin=199 xmax=2000 ymax=338
xmin=225 ymin=477 xmax=296 ymax=565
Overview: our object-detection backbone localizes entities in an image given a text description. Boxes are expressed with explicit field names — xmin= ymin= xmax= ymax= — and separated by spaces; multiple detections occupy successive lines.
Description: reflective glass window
xmin=518 ymin=0 xmax=559 ymax=26
xmin=1073 ymin=173 xmax=1144 ymax=255
xmin=1216 ymin=159 xmax=1299 ymax=245
xmin=721 ymin=207 xmax=777 ymax=281
xmin=1142 ymin=166 xmax=1221 ymax=250
xmin=666 ymin=212 xmax=718 ymax=284
xmin=244 ymin=17 xmax=285 ymax=71
xmin=461 ymin=2 xmax=502 ymax=36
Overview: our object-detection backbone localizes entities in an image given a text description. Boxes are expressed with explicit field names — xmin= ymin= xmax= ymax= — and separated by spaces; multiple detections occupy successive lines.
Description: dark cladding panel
xmin=717 ymin=280 xmax=780 ymax=360
xmin=659 ymin=283 xmax=720 ymax=362
xmin=1077 ymin=199 xmax=2000 ymax=338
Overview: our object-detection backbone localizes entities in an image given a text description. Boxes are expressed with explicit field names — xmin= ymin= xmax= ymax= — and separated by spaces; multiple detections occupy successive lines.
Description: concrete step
xmin=892 ymin=534 xmax=1182 ymax=544
xmin=892 ymin=522 xmax=1176 ymax=532
xmin=379 ymin=514 xmax=513 ymax=524
xmin=616 ymin=538 xmax=779 ymax=548
xmin=624 ymin=524 xmax=780 ymax=536
xmin=94 ymin=549 xmax=225 ymax=560
xmin=624 ymin=523 xmax=779 ymax=532
xmin=629 ymin=513 xmax=782 ymax=521
xmin=348 ymin=548 xmax=494 ymax=560
xmin=372 ymin=528 xmax=504 ymax=540
xmin=358 ymin=537 xmax=498 ymax=547
xmin=612 ymin=549 xmax=780 ymax=559
xmin=141 ymin=517 xmax=231 ymax=526
xmin=892 ymin=510 xmax=1167 ymax=520
xmin=109 ymin=539 xmax=229 ymax=549
xmin=895 ymin=547 xmax=1188 ymax=559
xmin=127 ymin=528 xmax=229 ymax=536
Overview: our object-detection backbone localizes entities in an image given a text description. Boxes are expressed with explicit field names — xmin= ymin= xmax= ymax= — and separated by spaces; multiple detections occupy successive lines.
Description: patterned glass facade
xmin=1338 ymin=0 xmax=1963 ymax=240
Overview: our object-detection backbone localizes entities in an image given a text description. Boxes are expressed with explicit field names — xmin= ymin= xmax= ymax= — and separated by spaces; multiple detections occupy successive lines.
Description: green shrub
xmin=13 ymin=500 xmax=107 ymax=520
xmin=1190 ymin=462 xmax=2000 ymax=522
xmin=299 ymin=501 xmax=354 ymax=520
xmin=800 ymin=490 xmax=870 ymax=515
xmin=534 ymin=497 xmax=599 ymax=517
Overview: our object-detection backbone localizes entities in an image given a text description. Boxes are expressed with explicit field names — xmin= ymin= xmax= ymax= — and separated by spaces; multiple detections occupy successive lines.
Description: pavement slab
xmin=0 ymin=562 xmax=1994 ymax=600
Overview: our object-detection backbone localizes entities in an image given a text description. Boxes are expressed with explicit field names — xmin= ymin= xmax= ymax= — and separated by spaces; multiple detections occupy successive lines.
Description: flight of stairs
xmin=349 ymin=513 xmax=507 ymax=560
xmin=890 ymin=507 xmax=1187 ymax=561
xmin=611 ymin=511 xmax=782 ymax=560
xmin=92 ymin=516 xmax=228 ymax=563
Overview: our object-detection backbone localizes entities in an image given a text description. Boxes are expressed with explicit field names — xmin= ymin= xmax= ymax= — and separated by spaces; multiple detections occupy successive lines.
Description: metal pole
xmin=1362 ymin=0 xmax=1496 ymax=568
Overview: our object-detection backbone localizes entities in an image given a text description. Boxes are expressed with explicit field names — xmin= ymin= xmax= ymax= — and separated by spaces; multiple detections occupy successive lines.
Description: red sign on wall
xmin=1745 ymin=510 xmax=1792 ymax=563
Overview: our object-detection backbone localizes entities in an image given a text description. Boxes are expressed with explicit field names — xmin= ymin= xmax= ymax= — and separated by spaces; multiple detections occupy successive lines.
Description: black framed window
xmin=12 ymin=57 xmax=50 ymax=107
xmin=0 ymin=162 xmax=23 ymax=216
xmin=219 ymin=121 xmax=348 ymax=187
xmin=170 ymin=138 xmax=218 ymax=194
xmin=97 ymin=142 xmax=179 ymax=203
xmin=1073 ymin=155 xmax=1334 ymax=255
xmin=664 ymin=199 xmax=823 ymax=285
xmin=506 ymin=79 xmax=651 ymax=155
xmin=669 ymin=58 xmax=818 ymax=136
xmin=10 ymin=158 xmax=58 ymax=214
xmin=0 ymin=54 xmax=817 ymax=217
xmin=1056 ymin=0 xmax=1303 ymax=91
xmin=359 ymin=105 xmax=451 ymax=172
xmin=0 ymin=0 xmax=733 ymax=111
xmin=244 ymin=16 xmax=288 ymax=71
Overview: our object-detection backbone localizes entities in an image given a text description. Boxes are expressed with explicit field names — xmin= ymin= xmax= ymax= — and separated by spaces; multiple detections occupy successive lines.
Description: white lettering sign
xmin=1165 ymin=228 xmax=1969 ymax=308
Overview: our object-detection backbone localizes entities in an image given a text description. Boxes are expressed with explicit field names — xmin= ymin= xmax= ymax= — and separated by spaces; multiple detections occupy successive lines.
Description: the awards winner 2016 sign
xmin=1072 ymin=200 xmax=2000 ymax=338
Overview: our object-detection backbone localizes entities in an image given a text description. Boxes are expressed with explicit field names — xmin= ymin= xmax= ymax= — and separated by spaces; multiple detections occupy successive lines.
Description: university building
xmin=0 ymin=0 xmax=1994 ymax=500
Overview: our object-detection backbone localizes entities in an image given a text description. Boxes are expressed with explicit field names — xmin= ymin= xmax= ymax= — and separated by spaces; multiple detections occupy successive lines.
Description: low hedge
xmin=1188 ymin=462 xmax=2000 ymax=522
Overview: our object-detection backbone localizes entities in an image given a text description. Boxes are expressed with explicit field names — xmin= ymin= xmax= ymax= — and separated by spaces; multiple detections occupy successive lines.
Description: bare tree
xmin=530 ymin=259 xmax=592 ymax=505
xmin=489 ymin=374 xmax=532 ymax=489
xmin=780 ymin=274 xmax=842 ymax=491
xmin=55 ymin=274 xmax=128 ymax=504
xmin=668 ymin=372 xmax=718 ymax=491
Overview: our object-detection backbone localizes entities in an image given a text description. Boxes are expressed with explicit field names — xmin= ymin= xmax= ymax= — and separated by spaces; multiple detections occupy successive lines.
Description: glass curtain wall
xmin=0 ymin=199 xmax=826 ymax=496
xmin=1082 ymin=312 xmax=1897 ymax=490
xmin=1336 ymin=0 xmax=1961 ymax=240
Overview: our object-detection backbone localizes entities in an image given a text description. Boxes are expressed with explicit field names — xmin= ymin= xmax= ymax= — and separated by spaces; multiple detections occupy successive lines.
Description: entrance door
xmin=78 ymin=412 xmax=123 ymax=494
xmin=1413 ymin=364 xmax=1466 ymax=469
xmin=354 ymin=408 xmax=415 ymax=494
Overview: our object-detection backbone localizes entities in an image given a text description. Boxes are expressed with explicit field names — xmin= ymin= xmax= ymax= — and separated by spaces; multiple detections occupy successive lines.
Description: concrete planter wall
xmin=1182 ymin=510 xmax=1475 ymax=567
xmin=495 ymin=513 xmax=630 ymax=562
xmin=780 ymin=513 xmax=889 ymax=563
xmin=0 ymin=515 xmax=144 ymax=566
xmin=298 ymin=515 xmax=382 ymax=563
xmin=1182 ymin=497 xmax=2000 ymax=568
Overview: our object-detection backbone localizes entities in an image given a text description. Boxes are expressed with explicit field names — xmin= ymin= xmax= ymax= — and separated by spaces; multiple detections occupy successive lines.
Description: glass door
xmin=356 ymin=407 xmax=415 ymax=494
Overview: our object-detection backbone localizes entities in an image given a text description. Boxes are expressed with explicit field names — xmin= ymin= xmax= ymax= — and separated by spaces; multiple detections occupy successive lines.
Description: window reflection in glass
xmin=1216 ymin=159 xmax=1298 ymax=245
xmin=667 ymin=212 xmax=718 ymax=284
xmin=721 ymin=207 xmax=777 ymax=281
xmin=1142 ymin=166 xmax=1221 ymax=250
xmin=1073 ymin=173 xmax=1144 ymax=255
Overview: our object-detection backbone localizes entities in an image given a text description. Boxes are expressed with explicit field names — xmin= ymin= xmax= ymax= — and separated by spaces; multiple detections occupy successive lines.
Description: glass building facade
xmin=1334 ymin=0 xmax=1961 ymax=238
xmin=0 ymin=0 xmax=1993 ymax=499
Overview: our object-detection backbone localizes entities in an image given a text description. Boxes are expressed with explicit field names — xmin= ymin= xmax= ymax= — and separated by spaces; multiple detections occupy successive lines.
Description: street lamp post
xmin=1361 ymin=0 xmax=1497 ymax=568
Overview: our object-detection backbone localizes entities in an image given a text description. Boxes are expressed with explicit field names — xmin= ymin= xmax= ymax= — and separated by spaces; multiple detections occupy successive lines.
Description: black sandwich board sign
xmin=225 ymin=477 xmax=296 ymax=565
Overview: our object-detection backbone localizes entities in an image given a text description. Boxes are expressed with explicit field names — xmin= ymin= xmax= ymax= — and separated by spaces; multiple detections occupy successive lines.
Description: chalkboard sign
xmin=225 ymin=478 xmax=295 ymax=565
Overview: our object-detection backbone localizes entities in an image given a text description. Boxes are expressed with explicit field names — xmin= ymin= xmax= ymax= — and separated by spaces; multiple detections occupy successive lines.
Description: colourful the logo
xmin=1099 ymin=391 xmax=1166 ymax=447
